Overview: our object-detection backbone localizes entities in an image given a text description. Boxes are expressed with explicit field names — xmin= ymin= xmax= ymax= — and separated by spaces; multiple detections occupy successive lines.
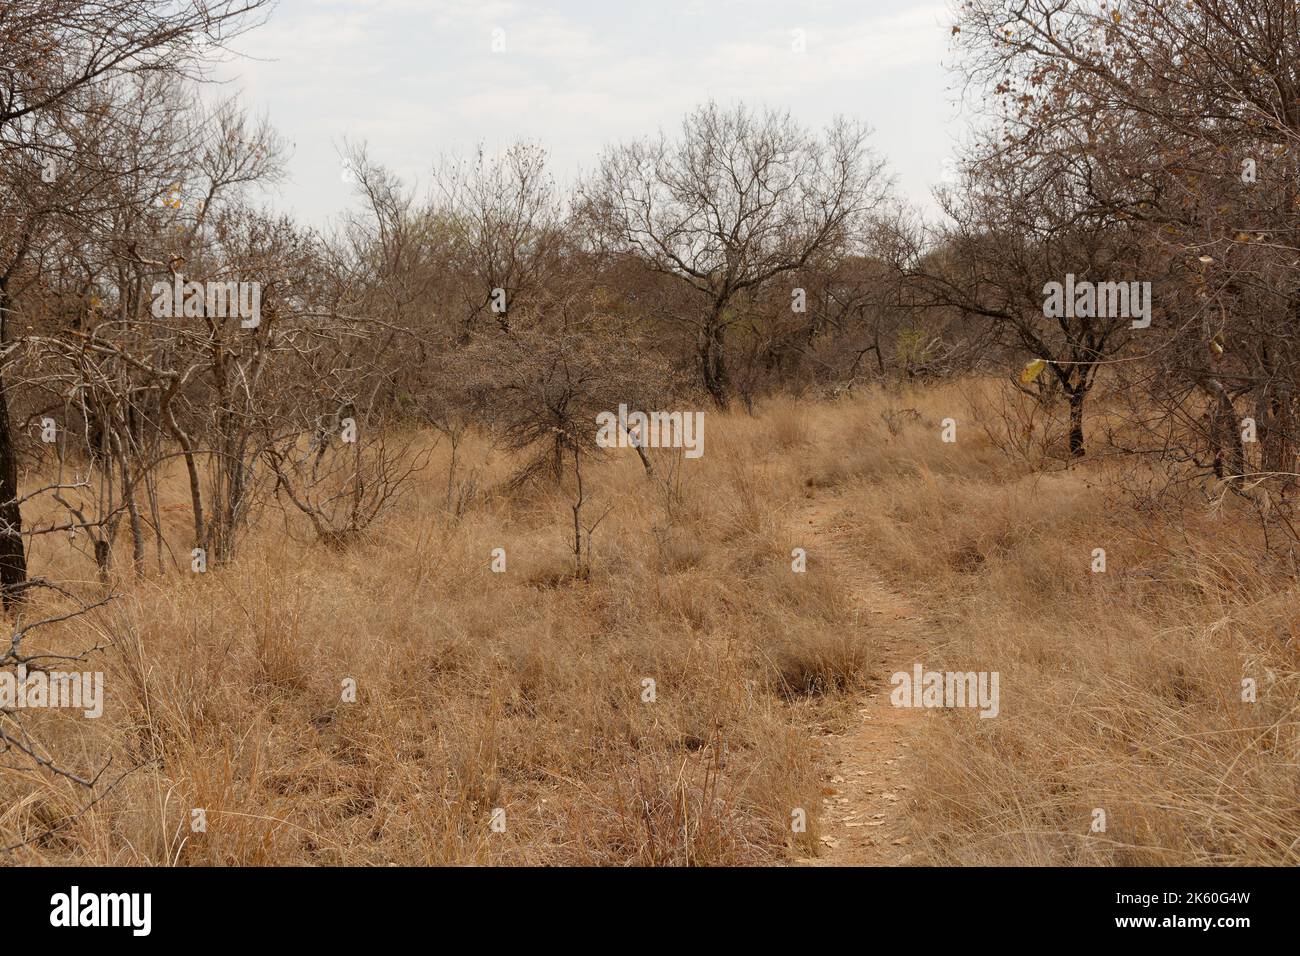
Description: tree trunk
xmin=111 ymin=427 xmax=145 ymax=577
xmin=1067 ymin=385 xmax=1087 ymax=458
xmin=1202 ymin=377 xmax=1244 ymax=484
xmin=698 ymin=320 xmax=729 ymax=409
xmin=166 ymin=406 xmax=207 ymax=550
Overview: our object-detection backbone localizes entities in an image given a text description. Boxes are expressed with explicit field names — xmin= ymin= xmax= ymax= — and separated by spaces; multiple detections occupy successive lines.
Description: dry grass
xmin=2 ymin=381 xmax=1297 ymax=865
xmin=802 ymin=380 xmax=1300 ymax=865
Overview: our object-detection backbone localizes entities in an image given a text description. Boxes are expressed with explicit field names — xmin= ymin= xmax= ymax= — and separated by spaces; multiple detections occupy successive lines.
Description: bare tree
xmin=433 ymin=141 xmax=564 ymax=340
xmin=890 ymin=143 xmax=1155 ymax=457
xmin=0 ymin=0 xmax=271 ymax=602
xmin=953 ymin=0 xmax=1300 ymax=493
xmin=582 ymin=101 xmax=890 ymax=407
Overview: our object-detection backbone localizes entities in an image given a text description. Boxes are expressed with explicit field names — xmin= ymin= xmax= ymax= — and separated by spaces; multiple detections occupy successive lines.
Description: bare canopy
xmin=581 ymin=101 xmax=890 ymax=407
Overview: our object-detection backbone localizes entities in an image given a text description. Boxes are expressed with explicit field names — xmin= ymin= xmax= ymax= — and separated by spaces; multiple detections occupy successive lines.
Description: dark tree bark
xmin=698 ymin=320 xmax=730 ymax=409
xmin=1067 ymin=384 xmax=1088 ymax=458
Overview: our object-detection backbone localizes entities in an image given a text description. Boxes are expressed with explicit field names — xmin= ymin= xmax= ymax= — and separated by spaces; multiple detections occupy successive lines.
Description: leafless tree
xmin=953 ymin=0 xmax=1300 ymax=496
xmin=582 ymin=101 xmax=890 ymax=407
xmin=0 ymin=0 xmax=272 ymax=602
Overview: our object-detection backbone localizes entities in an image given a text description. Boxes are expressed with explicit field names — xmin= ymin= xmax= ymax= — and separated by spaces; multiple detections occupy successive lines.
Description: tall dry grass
xmin=797 ymin=380 xmax=1299 ymax=865
xmin=2 ymin=381 xmax=1296 ymax=865
xmin=2 ymin=415 xmax=857 ymax=865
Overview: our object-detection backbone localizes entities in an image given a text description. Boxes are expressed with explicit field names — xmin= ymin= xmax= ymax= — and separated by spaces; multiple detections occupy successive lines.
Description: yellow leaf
xmin=1020 ymin=358 xmax=1047 ymax=385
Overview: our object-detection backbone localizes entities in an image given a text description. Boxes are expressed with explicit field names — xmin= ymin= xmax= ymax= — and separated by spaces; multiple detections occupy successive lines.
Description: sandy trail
xmin=793 ymin=495 xmax=930 ymax=867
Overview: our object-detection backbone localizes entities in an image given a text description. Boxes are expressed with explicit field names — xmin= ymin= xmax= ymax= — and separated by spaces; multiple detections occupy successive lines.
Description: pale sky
xmin=210 ymin=0 xmax=966 ymax=229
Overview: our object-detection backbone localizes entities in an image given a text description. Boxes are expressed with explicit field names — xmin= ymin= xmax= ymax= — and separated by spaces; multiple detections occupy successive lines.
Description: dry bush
xmin=962 ymin=377 xmax=1072 ymax=467
xmin=263 ymin=425 xmax=432 ymax=549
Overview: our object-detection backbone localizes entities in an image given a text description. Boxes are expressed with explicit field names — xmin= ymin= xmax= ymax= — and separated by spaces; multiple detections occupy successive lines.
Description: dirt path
xmin=793 ymin=496 xmax=930 ymax=867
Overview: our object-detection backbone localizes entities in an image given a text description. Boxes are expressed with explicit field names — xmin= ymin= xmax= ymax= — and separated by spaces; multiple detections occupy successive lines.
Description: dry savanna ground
xmin=2 ymin=380 xmax=1298 ymax=865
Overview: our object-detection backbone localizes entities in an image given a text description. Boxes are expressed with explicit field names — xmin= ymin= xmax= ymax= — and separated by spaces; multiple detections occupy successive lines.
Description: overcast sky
xmin=211 ymin=0 xmax=966 ymax=229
